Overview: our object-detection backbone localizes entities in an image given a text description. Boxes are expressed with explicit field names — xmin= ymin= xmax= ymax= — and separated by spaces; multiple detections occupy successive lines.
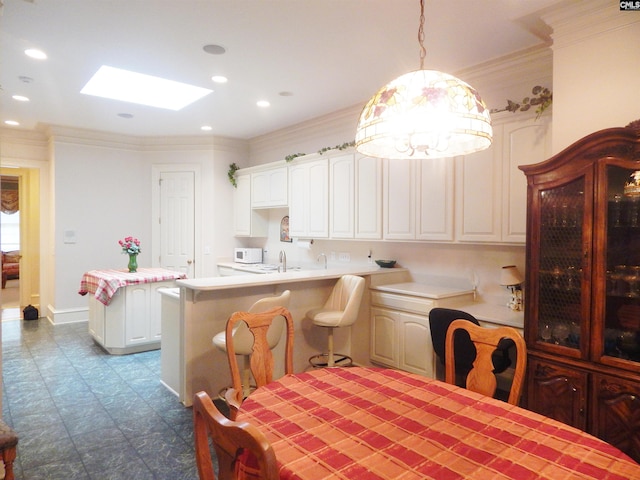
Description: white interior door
xmin=159 ymin=171 xmax=195 ymax=276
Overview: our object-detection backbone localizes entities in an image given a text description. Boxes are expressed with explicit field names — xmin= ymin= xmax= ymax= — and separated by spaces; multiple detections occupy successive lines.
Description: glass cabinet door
xmin=534 ymin=177 xmax=586 ymax=354
xmin=602 ymin=165 xmax=640 ymax=364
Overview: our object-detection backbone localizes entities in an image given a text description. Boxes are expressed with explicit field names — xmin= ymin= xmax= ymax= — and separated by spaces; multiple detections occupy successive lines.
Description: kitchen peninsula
xmin=175 ymin=265 xmax=406 ymax=406
xmin=174 ymin=264 xmax=524 ymax=407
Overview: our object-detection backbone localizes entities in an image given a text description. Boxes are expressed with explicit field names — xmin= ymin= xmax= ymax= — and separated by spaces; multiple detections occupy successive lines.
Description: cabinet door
xmin=501 ymin=117 xmax=552 ymax=243
xmin=355 ymin=154 xmax=382 ymax=239
xmin=125 ymin=284 xmax=151 ymax=346
xmin=398 ymin=312 xmax=434 ymax=377
xmin=383 ymin=159 xmax=416 ymax=239
xmin=455 ymin=138 xmax=502 ymax=242
xmin=330 ymin=154 xmax=354 ymax=238
xmin=88 ymin=296 xmax=106 ymax=346
xmin=251 ymin=167 xmax=288 ymax=208
xmin=234 ymin=173 xmax=268 ymax=237
xmin=308 ymin=160 xmax=329 ymax=238
xmin=527 ymin=357 xmax=587 ymax=431
xmin=417 ymin=158 xmax=454 ymax=241
xmin=370 ymin=307 xmax=398 ymax=367
xmin=289 ymin=159 xmax=329 ymax=238
xmin=592 ymin=373 xmax=640 ymax=463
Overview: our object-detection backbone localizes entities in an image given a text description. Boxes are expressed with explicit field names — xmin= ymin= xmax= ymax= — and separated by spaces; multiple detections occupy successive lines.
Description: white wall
xmin=47 ymin=130 xmax=248 ymax=323
xmin=545 ymin=0 xmax=640 ymax=153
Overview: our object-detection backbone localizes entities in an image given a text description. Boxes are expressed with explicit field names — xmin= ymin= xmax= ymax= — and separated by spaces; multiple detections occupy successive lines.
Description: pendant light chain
xmin=418 ymin=0 xmax=426 ymax=70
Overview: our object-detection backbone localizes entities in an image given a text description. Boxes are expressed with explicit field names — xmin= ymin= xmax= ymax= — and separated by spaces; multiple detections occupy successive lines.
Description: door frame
xmin=151 ymin=164 xmax=201 ymax=278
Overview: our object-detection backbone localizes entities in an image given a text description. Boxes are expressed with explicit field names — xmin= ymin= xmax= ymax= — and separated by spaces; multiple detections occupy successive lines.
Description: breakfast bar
xmin=175 ymin=265 xmax=406 ymax=406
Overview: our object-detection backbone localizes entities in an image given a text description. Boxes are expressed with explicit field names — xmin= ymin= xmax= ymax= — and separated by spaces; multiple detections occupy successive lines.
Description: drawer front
xmin=371 ymin=291 xmax=434 ymax=315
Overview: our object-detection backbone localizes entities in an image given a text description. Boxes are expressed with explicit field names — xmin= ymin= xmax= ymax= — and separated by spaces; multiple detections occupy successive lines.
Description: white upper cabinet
xmin=330 ymin=153 xmax=383 ymax=239
xmin=501 ymin=116 xmax=552 ymax=243
xmin=418 ymin=158 xmax=454 ymax=241
xmin=355 ymin=154 xmax=383 ymax=239
xmin=234 ymin=172 xmax=267 ymax=237
xmin=289 ymin=157 xmax=329 ymax=238
xmin=251 ymin=166 xmax=288 ymax=208
xmin=383 ymin=159 xmax=417 ymax=240
xmin=455 ymin=115 xmax=551 ymax=243
xmin=384 ymin=158 xmax=454 ymax=241
xmin=329 ymin=154 xmax=355 ymax=238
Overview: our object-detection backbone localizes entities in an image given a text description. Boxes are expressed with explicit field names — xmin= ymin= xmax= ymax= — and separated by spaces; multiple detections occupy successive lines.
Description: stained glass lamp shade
xmin=355 ymin=69 xmax=493 ymax=160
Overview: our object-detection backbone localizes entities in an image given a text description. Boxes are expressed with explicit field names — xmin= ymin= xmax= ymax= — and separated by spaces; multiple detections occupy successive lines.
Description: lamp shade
xmin=355 ymin=69 xmax=492 ymax=160
xmin=500 ymin=265 xmax=524 ymax=286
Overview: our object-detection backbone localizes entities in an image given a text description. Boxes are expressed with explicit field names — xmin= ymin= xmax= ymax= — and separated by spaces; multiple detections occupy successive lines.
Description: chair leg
xmin=1 ymin=445 xmax=16 ymax=480
xmin=242 ymin=354 xmax=252 ymax=399
xmin=327 ymin=327 xmax=335 ymax=367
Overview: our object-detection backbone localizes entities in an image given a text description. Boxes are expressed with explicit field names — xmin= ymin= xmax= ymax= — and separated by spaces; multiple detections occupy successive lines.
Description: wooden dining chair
xmin=445 ymin=319 xmax=527 ymax=405
xmin=225 ymin=306 xmax=294 ymax=419
xmin=193 ymin=390 xmax=278 ymax=480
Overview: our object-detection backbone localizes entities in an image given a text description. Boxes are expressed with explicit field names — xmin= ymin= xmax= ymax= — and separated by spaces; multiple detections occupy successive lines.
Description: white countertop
xmin=370 ymin=281 xmax=524 ymax=330
xmin=371 ymin=282 xmax=476 ymax=300
xmin=178 ymin=265 xmax=405 ymax=291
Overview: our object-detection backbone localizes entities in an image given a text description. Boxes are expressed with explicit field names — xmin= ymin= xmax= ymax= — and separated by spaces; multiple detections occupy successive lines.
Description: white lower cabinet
xmin=88 ymin=280 xmax=175 ymax=354
xmin=370 ymin=287 xmax=474 ymax=378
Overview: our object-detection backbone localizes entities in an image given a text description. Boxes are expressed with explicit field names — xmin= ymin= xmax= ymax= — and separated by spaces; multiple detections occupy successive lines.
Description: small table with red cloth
xmin=236 ymin=367 xmax=640 ymax=480
xmin=78 ymin=267 xmax=186 ymax=305
xmin=79 ymin=268 xmax=187 ymax=355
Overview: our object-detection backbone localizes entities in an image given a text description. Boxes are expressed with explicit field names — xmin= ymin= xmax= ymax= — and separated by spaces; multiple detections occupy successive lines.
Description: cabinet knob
xmin=187 ymin=260 xmax=193 ymax=265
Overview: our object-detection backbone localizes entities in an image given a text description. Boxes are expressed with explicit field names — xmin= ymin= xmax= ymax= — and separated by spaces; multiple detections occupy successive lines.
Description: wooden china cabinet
xmin=520 ymin=122 xmax=640 ymax=462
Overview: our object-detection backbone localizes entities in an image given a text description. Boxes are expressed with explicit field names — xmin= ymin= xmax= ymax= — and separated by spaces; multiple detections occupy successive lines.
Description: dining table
xmin=235 ymin=366 xmax=640 ymax=480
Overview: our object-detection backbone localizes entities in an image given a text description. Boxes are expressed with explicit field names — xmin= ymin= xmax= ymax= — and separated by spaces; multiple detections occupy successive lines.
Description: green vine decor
xmin=490 ymin=86 xmax=552 ymax=119
xmin=227 ymin=162 xmax=239 ymax=188
xmin=284 ymin=141 xmax=356 ymax=163
xmin=228 ymin=141 xmax=358 ymax=186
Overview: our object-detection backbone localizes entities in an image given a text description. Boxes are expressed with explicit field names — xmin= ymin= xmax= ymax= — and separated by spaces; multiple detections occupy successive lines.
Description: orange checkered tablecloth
xmin=236 ymin=367 xmax=640 ymax=480
xmin=78 ymin=268 xmax=186 ymax=305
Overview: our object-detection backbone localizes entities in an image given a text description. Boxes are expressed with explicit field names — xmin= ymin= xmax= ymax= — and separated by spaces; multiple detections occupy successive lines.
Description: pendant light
xmin=355 ymin=0 xmax=492 ymax=160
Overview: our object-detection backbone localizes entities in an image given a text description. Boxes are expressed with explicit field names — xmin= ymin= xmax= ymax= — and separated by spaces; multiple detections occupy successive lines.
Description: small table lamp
xmin=500 ymin=265 xmax=524 ymax=311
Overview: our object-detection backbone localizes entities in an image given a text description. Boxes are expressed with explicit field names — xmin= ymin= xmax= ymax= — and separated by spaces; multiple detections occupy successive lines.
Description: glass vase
xmin=128 ymin=254 xmax=138 ymax=273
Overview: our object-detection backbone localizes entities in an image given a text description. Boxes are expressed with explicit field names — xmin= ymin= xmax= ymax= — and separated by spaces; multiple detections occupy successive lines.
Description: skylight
xmin=81 ymin=66 xmax=212 ymax=110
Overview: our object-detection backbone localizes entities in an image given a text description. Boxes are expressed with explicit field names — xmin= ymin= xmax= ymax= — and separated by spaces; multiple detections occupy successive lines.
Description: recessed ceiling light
xmin=12 ymin=95 xmax=29 ymax=102
xmin=117 ymin=113 xmax=134 ymax=119
xmin=203 ymin=44 xmax=226 ymax=55
xmin=201 ymin=125 xmax=212 ymax=131
xmin=80 ymin=65 xmax=212 ymax=110
xmin=19 ymin=76 xmax=34 ymax=84
xmin=4 ymin=120 xmax=20 ymax=126
xmin=211 ymin=76 xmax=228 ymax=84
xmin=25 ymin=49 xmax=47 ymax=60
xmin=256 ymin=100 xmax=270 ymax=108
xmin=279 ymin=91 xmax=294 ymax=97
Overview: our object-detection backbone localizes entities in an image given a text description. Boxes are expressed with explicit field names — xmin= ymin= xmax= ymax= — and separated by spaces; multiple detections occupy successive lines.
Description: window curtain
xmin=1 ymin=190 xmax=18 ymax=214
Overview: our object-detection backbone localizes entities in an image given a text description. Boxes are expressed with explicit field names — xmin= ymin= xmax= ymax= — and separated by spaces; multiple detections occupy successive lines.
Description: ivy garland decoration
xmin=490 ymin=86 xmax=552 ymax=120
xmin=229 ymin=142 xmax=357 ymax=186
xmin=227 ymin=162 xmax=239 ymax=188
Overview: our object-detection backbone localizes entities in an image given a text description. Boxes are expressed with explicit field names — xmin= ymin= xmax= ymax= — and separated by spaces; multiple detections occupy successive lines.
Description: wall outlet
xmin=339 ymin=252 xmax=350 ymax=262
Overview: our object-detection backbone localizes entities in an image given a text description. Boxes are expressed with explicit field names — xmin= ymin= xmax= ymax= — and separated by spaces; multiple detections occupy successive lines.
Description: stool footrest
xmin=308 ymin=353 xmax=353 ymax=368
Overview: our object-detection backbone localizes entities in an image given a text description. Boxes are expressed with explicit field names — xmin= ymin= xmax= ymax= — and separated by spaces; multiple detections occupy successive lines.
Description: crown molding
xmin=44 ymin=125 xmax=247 ymax=153
xmin=543 ymin=0 xmax=640 ymax=50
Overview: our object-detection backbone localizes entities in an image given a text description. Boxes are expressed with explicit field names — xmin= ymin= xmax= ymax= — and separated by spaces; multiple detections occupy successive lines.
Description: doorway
xmin=0 ymin=168 xmax=40 ymax=321
xmin=1 ymin=175 xmax=21 ymax=320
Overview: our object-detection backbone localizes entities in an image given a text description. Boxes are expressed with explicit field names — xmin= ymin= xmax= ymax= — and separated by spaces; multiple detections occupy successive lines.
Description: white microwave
xmin=234 ymin=248 xmax=263 ymax=264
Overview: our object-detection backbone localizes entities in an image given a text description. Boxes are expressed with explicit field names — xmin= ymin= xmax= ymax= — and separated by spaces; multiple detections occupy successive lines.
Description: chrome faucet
xmin=279 ymin=250 xmax=287 ymax=272
xmin=317 ymin=253 xmax=327 ymax=269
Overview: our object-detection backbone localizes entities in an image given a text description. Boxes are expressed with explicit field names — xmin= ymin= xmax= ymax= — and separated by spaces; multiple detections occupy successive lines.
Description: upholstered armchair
xmin=2 ymin=251 xmax=20 ymax=289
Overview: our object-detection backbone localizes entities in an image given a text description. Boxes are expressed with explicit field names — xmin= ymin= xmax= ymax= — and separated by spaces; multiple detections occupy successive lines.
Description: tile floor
xmin=1 ymin=318 xmax=199 ymax=479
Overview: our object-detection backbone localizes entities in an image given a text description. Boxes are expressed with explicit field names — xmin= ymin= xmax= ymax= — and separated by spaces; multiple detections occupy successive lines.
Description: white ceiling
xmin=0 ymin=0 xmax=561 ymax=140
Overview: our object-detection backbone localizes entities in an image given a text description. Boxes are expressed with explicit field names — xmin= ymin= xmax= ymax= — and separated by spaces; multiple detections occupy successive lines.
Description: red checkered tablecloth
xmin=236 ymin=367 xmax=640 ymax=480
xmin=78 ymin=268 xmax=186 ymax=305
